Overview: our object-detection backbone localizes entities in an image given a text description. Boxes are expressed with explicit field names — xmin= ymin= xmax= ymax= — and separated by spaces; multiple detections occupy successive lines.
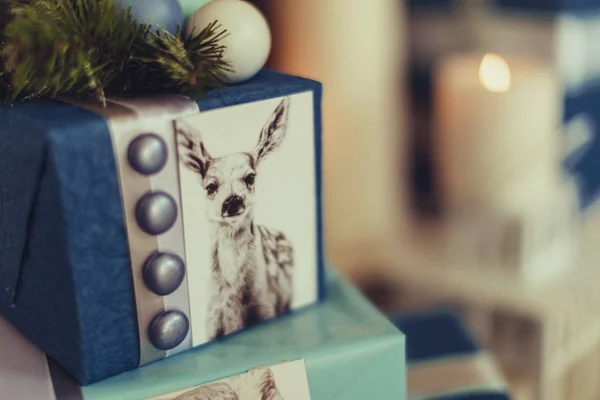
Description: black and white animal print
xmin=172 ymin=367 xmax=284 ymax=400
xmin=177 ymin=97 xmax=295 ymax=339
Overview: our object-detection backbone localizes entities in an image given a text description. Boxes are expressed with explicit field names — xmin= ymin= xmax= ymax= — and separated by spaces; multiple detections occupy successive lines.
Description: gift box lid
xmin=64 ymin=270 xmax=406 ymax=399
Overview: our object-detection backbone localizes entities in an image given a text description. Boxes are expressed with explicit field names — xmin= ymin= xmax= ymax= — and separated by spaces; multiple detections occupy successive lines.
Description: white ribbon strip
xmin=108 ymin=96 xmax=199 ymax=361
xmin=63 ymin=95 xmax=199 ymax=365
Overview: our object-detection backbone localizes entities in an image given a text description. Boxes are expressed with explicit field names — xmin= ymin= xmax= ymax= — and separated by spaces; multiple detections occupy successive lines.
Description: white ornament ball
xmin=187 ymin=0 xmax=271 ymax=83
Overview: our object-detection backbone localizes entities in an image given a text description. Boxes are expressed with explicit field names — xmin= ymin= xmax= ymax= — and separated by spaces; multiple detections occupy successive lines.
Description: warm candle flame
xmin=479 ymin=53 xmax=511 ymax=93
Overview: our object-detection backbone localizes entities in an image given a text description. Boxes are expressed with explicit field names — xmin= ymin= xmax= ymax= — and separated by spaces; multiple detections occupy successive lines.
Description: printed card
xmin=146 ymin=360 xmax=311 ymax=400
xmin=175 ymin=92 xmax=319 ymax=345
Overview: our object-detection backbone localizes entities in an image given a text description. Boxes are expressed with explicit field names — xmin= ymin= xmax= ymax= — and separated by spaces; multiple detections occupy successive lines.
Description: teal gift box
xmin=1 ymin=271 xmax=407 ymax=400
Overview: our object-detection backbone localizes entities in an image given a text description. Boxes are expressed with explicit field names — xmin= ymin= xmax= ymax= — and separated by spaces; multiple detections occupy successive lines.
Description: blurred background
xmin=252 ymin=1 xmax=600 ymax=399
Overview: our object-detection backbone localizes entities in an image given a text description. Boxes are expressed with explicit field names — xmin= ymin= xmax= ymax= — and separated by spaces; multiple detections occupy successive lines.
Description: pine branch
xmin=125 ymin=22 xmax=233 ymax=96
xmin=0 ymin=0 xmax=232 ymax=105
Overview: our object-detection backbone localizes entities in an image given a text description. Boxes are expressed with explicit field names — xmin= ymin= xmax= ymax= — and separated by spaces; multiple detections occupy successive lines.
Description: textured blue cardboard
xmin=0 ymin=69 xmax=325 ymax=384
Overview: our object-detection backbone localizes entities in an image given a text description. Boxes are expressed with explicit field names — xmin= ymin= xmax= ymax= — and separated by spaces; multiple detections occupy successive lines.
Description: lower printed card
xmin=145 ymin=360 xmax=311 ymax=400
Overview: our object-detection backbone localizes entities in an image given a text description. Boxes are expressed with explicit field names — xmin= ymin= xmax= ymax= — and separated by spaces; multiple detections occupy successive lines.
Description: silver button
xmin=143 ymin=252 xmax=186 ymax=296
xmin=148 ymin=310 xmax=189 ymax=351
xmin=128 ymin=134 xmax=168 ymax=175
xmin=136 ymin=192 xmax=177 ymax=235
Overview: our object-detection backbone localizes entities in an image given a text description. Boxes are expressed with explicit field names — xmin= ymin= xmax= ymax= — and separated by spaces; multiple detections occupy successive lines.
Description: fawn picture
xmin=146 ymin=360 xmax=311 ymax=400
xmin=176 ymin=93 xmax=318 ymax=344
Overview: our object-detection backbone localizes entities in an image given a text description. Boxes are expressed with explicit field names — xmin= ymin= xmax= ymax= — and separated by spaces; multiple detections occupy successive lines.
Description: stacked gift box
xmin=0 ymin=0 xmax=527 ymax=399
xmin=0 ymin=0 xmax=409 ymax=391
xmin=0 ymin=271 xmax=406 ymax=399
xmin=0 ymin=0 xmax=410 ymax=398
xmin=0 ymin=265 xmax=517 ymax=400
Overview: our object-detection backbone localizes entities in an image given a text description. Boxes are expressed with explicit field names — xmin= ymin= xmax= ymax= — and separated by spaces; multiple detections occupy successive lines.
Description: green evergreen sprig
xmin=0 ymin=0 xmax=233 ymax=105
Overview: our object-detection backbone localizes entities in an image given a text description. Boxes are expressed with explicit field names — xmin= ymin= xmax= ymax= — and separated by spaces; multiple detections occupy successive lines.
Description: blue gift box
xmin=0 ymin=70 xmax=325 ymax=384
xmin=1 ymin=271 xmax=406 ymax=400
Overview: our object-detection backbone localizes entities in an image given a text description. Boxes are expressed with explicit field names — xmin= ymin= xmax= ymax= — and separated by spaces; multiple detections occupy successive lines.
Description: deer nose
xmin=222 ymin=195 xmax=245 ymax=217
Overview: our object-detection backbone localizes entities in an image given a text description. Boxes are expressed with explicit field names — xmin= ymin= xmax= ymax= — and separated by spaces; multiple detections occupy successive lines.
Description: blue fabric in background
xmin=408 ymin=0 xmax=456 ymax=11
xmin=408 ymin=0 xmax=600 ymax=13
xmin=394 ymin=309 xmax=479 ymax=363
xmin=494 ymin=0 xmax=600 ymax=14
xmin=394 ymin=310 xmax=510 ymax=400
xmin=564 ymin=88 xmax=600 ymax=209
xmin=0 ymin=69 xmax=324 ymax=385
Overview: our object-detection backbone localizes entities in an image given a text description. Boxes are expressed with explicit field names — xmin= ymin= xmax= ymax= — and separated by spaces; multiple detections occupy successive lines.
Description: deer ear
xmin=253 ymin=97 xmax=290 ymax=165
xmin=176 ymin=119 xmax=212 ymax=178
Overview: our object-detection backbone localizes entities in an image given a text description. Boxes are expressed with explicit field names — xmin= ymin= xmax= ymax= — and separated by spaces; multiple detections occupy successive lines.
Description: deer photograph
xmin=176 ymin=97 xmax=300 ymax=340
xmin=169 ymin=367 xmax=284 ymax=400
xmin=148 ymin=360 xmax=312 ymax=400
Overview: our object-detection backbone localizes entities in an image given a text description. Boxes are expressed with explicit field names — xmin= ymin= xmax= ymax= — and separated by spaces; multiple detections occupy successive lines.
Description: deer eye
xmin=244 ymin=173 xmax=256 ymax=186
xmin=206 ymin=182 xmax=218 ymax=195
